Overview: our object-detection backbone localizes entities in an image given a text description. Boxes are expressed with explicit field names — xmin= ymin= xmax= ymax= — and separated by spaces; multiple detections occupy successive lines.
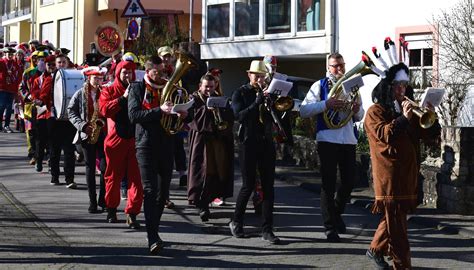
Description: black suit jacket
xmin=231 ymin=83 xmax=273 ymax=144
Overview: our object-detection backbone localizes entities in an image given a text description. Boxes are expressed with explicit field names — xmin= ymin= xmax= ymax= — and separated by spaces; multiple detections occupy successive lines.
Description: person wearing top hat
xmin=229 ymin=60 xmax=280 ymax=244
xmin=67 ymin=66 xmax=108 ymax=213
xmin=0 ymin=47 xmax=22 ymax=133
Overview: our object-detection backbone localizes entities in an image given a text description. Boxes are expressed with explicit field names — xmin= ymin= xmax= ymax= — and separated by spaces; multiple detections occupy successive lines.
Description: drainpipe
xmin=73 ymin=0 xmax=77 ymax=63
xmin=189 ymin=0 xmax=193 ymax=43
xmin=330 ymin=0 xmax=338 ymax=53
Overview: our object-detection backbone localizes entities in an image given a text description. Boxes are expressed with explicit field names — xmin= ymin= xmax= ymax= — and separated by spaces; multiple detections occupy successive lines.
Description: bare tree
xmin=432 ymin=0 xmax=473 ymax=126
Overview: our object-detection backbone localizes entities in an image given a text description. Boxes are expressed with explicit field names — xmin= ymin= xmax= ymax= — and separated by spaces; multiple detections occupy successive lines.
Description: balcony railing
xmin=1 ymin=0 xmax=31 ymax=21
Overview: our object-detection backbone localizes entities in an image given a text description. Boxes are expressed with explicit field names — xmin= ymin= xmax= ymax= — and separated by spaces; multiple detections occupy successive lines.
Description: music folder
xmin=420 ymin=88 xmax=445 ymax=108
xmin=206 ymin=96 xmax=229 ymax=108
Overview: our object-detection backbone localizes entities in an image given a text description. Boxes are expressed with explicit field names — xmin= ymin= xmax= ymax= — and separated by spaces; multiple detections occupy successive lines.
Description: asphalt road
xmin=1 ymin=132 xmax=473 ymax=269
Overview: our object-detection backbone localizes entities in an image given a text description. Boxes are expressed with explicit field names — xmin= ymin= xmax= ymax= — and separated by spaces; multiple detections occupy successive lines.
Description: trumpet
xmin=404 ymin=97 xmax=437 ymax=129
xmin=211 ymin=82 xmax=229 ymax=131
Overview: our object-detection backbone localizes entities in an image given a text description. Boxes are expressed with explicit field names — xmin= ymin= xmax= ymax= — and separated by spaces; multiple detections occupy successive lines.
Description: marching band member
xmin=67 ymin=66 xmax=107 ymax=213
xmin=38 ymin=54 xmax=78 ymax=188
xmin=187 ymin=74 xmax=234 ymax=222
xmin=128 ymin=56 xmax=188 ymax=254
xmin=300 ymin=53 xmax=363 ymax=242
xmin=19 ymin=50 xmax=41 ymax=164
xmin=229 ymin=60 xmax=280 ymax=244
xmin=31 ymin=54 xmax=55 ymax=173
xmin=99 ymin=59 xmax=142 ymax=228
xmin=0 ymin=47 xmax=22 ymax=133
xmin=364 ymin=63 xmax=440 ymax=269
xmin=158 ymin=45 xmax=187 ymax=207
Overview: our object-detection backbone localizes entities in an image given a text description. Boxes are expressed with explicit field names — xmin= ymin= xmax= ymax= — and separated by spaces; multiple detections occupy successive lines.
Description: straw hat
xmin=157 ymin=46 xmax=173 ymax=57
xmin=246 ymin=60 xmax=268 ymax=74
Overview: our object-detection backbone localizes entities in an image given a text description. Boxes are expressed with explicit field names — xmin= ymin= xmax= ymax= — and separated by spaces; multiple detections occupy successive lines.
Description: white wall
xmin=337 ymin=0 xmax=459 ymax=112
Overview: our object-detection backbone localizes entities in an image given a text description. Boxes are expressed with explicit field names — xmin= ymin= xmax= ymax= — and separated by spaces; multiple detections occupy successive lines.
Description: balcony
xmin=1 ymin=0 xmax=31 ymax=22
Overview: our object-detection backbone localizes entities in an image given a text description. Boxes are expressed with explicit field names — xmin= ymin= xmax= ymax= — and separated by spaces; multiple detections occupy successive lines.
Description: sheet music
xmin=171 ymin=99 xmax=195 ymax=114
xmin=206 ymin=96 xmax=229 ymax=108
xmin=267 ymin=78 xmax=293 ymax=97
xmin=420 ymin=87 xmax=446 ymax=108
xmin=342 ymin=74 xmax=364 ymax=94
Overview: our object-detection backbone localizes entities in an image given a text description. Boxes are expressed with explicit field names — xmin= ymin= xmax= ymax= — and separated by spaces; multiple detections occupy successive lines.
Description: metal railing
xmin=1 ymin=0 xmax=31 ymax=21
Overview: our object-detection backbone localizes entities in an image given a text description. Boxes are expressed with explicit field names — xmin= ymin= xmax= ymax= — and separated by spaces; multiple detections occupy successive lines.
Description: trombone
xmin=404 ymin=97 xmax=437 ymax=129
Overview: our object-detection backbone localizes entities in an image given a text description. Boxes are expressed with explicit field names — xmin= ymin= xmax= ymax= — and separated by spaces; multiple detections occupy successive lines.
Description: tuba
xmin=160 ymin=50 xmax=198 ymax=135
xmin=323 ymin=55 xmax=376 ymax=129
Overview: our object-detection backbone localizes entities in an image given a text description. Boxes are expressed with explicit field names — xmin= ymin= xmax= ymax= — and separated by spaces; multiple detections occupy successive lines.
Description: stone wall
xmin=436 ymin=127 xmax=474 ymax=214
xmin=275 ymin=135 xmax=319 ymax=169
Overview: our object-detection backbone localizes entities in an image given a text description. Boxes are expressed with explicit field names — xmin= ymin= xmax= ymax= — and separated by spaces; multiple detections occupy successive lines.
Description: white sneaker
xmin=3 ymin=126 xmax=13 ymax=133
xmin=66 ymin=182 xmax=77 ymax=189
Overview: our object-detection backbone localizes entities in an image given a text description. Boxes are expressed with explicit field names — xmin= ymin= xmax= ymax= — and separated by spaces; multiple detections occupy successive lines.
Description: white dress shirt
xmin=300 ymin=79 xmax=364 ymax=145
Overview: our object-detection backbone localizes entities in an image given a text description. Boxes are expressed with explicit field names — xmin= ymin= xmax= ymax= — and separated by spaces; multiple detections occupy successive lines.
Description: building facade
xmin=2 ymin=0 xmax=202 ymax=64
xmin=201 ymin=0 xmax=471 ymax=127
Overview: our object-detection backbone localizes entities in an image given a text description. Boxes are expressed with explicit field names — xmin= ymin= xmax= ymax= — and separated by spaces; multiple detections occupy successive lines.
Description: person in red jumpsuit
xmin=99 ymin=60 xmax=143 ymax=229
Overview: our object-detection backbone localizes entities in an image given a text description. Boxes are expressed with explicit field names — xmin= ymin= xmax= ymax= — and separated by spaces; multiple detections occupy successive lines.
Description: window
xmin=405 ymin=34 xmax=433 ymax=90
xmin=207 ymin=4 xmax=230 ymax=38
xmin=235 ymin=0 xmax=259 ymax=36
xmin=59 ymin=18 xmax=73 ymax=61
xmin=41 ymin=0 xmax=54 ymax=5
xmin=298 ymin=0 xmax=323 ymax=31
xmin=40 ymin=22 xmax=54 ymax=44
xmin=265 ymin=0 xmax=291 ymax=34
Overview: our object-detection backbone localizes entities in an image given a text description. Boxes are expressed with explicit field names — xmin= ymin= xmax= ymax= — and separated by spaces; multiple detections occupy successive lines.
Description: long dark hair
xmin=371 ymin=63 xmax=409 ymax=114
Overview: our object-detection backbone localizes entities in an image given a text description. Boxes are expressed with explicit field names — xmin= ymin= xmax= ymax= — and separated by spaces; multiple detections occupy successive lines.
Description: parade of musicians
xmin=0 ymin=0 xmax=473 ymax=269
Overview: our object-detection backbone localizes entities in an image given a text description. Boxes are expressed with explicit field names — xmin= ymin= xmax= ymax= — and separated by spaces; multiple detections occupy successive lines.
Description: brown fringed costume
xmin=187 ymin=92 xmax=234 ymax=207
xmin=364 ymin=103 xmax=440 ymax=269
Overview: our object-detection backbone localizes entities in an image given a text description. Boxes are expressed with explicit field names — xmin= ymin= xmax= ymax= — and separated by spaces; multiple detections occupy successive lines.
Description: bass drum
xmin=54 ymin=69 xmax=85 ymax=120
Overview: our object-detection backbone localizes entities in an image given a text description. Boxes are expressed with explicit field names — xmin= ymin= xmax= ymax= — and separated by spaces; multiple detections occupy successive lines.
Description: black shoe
xmin=35 ymin=161 xmax=43 ymax=172
xmin=88 ymin=202 xmax=102 ymax=214
xmin=164 ymin=200 xmax=175 ymax=209
xmin=366 ymin=249 xmax=389 ymax=269
xmin=126 ymin=214 xmax=141 ymax=229
xmin=179 ymin=175 xmax=187 ymax=187
xmin=107 ymin=208 xmax=118 ymax=223
xmin=229 ymin=221 xmax=244 ymax=238
xmin=335 ymin=215 xmax=347 ymax=234
xmin=50 ymin=178 xmax=60 ymax=185
xmin=149 ymin=235 xmax=164 ymax=255
xmin=325 ymin=230 xmax=341 ymax=243
xmin=262 ymin=231 xmax=281 ymax=244
xmin=199 ymin=208 xmax=210 ymax=222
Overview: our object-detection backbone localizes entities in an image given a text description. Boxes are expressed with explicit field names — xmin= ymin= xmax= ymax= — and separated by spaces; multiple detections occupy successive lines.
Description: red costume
xmin=0 ymin=58 xmax=21 ymax=94
xmin=99 ymin=61 xmax=143 ymax=215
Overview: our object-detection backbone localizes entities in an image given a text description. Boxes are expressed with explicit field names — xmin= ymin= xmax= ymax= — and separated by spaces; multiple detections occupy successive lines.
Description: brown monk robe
xmin=187 ymin=74 xmax=234 ymax=222
xmin=364 ymin=64 xmax=441 ymax=270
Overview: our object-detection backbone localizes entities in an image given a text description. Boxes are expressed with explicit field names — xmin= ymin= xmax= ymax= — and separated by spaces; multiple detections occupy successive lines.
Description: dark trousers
xmin=137 ymin=144 xmax=174 ymax=246
xmin=81 ymin=134 xmax=106 ymax=208
xmin=35 ymin=119 xmax=48 ymax=162
xmin=48 ymin=119 xmax=76 ymax=182
xmin=174 ymin=134 xmax=187 ymax=172
xmin=317 ymin=142 xmax=356 ymax=232
xmin=233 ymin=138 xmax=276 ymax=232
xmin=0 ymin=91 xmax=14 ymax=127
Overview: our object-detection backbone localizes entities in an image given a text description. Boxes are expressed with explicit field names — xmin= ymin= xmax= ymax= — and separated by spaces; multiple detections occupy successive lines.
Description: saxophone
xmin=86 ymin=85 xmax=105 ymax=144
